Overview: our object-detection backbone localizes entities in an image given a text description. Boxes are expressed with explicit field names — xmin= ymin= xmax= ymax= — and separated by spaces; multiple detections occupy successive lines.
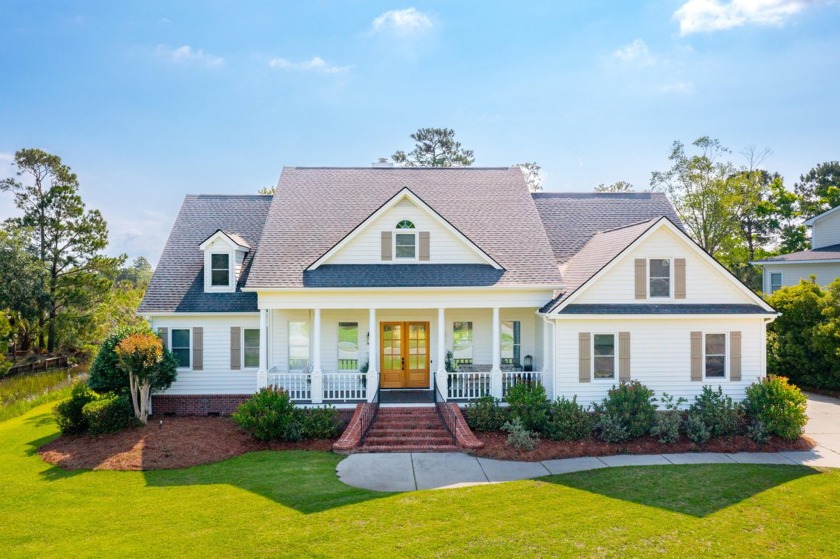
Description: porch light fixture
xmin=524 ymin=355 xmax=533 ymax=372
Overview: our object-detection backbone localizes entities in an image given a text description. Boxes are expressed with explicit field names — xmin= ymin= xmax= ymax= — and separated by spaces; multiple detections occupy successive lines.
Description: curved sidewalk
xmin=338 ymin=392 xmax=840 ymax=492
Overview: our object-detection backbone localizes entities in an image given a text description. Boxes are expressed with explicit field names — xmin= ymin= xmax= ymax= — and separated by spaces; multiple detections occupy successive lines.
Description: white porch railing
xmin=447 ymin=372 xmax=492 ymax=400
xmin=323 ymin=372 xmax=367 ymax=401
xmin=502 ymin=371 xmax=544 ymax=398
xmin=268 ymin=369 xmax=312 ymax=401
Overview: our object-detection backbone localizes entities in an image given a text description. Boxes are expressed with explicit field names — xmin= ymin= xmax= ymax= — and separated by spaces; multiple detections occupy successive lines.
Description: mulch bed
xmin=469 ymin=431 xmax=816 ymax=462
xmin=39 ymin=416 xmax=337 ymax=471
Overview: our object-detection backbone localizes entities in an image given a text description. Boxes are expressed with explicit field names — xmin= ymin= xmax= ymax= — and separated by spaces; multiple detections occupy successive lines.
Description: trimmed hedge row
xmin=54 ymin=384 xmax=138 ymax=435
xmin=232 ymin=387 xmax=342 ymax=442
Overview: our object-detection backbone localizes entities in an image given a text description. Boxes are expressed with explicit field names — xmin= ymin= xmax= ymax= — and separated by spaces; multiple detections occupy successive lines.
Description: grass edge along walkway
xmin=1 ymin=403 xmax=839 ymax=558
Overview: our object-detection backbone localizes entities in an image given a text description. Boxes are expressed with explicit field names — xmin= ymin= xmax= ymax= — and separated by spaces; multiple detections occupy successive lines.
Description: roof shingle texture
xmin=754 ymin=243 xmax=840 ymax=263
xmin=559 ymin=304 xmax=774 ymax=315
xmin=532 ymin=192 xmax=682 ymax=264
xmin=138 ymin=195 xmax=272 ymax=314
xmin=246 ymin=167 xmax=563 ymax=288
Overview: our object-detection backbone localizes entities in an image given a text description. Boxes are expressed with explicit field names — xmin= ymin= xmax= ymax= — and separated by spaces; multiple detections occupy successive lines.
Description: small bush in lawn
xmin=505 ymin=382 xmax=549 ymax=432
xmin=232 ymin=387 xmax=302 ymax=442
xmin=464 ymin=395 xmax=508 ymax=432
xmin=684 ymin=412 xmax=711 ymax=444
xmin=502 ymin=417 xmax=538 ymax=451
xmin=301 ymin=406 xmax=341 ymax=439
xmin=743 ymin=375 xmax=808 ymax=441
xmin=54 ymin=383 xmax=99 ymax=435
xmin=650 ymin=393 xmax=686 ymax=444
xmin=747 ymin=420 xmax=771 ymax=445
xmin=687 ymin=386 xmax=741 ymax=438
xmin=82 ymin=394 xmax=137 ymax=435
xmin=544 ymin=396 xmax=591 ymax=441
xmin=595 ymin=413 xmax=630 ymax=444
xmin=592 ymin=380 xmax=656 ymax=439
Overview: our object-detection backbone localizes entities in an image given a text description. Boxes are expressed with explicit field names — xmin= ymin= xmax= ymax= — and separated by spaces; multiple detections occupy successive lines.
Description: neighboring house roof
xmin=804 ymin=204 xmax=840 ymax=226
xmin=246 ymin=167 xmax=563 ymax=289
xmin=752 ymin=244 xmax=840 ymax=264
xmin=532 ymin=192 xmax=682 ymax=264
xmin=138 ymin=195 xmax=272 ymax=314
xmin=557 ymin=304 xmax=774 ymax=315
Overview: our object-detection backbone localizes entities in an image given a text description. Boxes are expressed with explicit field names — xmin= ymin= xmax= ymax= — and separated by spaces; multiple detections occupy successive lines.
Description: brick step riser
xmin=357 ymin=445 xmax=459 ymax=453
xmin=371 ymin=422 xmax=443 ymax=430
xmin=364 ymin=436 xmax=455 ymax=445
xmin=367 ymin=429 xmax=450 ymax=436
xmin=375 ymin=414 xmax=441 ymax=420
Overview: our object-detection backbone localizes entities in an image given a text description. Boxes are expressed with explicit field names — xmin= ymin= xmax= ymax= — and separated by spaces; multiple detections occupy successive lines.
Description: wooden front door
xmin=380 ymin=322 xmax=430 ymax=388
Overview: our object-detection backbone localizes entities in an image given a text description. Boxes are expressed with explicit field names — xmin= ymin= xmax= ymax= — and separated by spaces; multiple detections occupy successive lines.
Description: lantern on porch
xmin=524 ymin=355 xmax=533 ymax=372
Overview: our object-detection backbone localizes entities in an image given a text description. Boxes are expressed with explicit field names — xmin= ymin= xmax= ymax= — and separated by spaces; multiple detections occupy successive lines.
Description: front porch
xmin=254 ymin=306 xmax=551 ymax=404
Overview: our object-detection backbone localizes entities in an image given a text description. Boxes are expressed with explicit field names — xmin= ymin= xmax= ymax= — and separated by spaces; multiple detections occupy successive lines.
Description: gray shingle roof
xmin=302 ymin=264 xmax=505 ymax=288
xmin=138 ymin=195 xmax=272 ymax=314
xmin=753 ymin=244 xmax=840 ymax=263
xmin=558 ymin=304 xmax=774 ymax=315
xmin=246 ymin=167 xmax=563 ymax=288
xmin=532 ymin=192 xmax=682 ymax=264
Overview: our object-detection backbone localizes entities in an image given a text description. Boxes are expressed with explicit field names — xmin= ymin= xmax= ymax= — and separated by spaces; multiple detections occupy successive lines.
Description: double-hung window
xmin=593 ymin=334 xmax=616 ymax=380
xmin=289 ymin=321 xmax=310 ymax=371
xmin=243 ymin=329 xmax=260 ymax=369
xmin=452 ymin=321 xmax=473 ymax=366
xmin=171 ymin=329 xmax=191 ymax=369
xmin=770 ymin=272 xmax=783 ymax=293
xmin=210 ymin=253 xmax=230 ymax=287
xmin=338 ymin=322 xmax=359 ymax=371
xmin=704 ymin=333 xmax=726 ymax=379
xmin=394 ymin=220 xmax=416 ymax=259
xmin=649 ymin=258 xmax=671 ymax=298
xmin=501 ymin=321 xmax=521 ymax=367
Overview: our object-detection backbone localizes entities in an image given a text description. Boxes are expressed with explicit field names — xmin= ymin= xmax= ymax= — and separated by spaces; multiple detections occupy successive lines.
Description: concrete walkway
xmin=336 ymin=392 xmax=840 ymax=492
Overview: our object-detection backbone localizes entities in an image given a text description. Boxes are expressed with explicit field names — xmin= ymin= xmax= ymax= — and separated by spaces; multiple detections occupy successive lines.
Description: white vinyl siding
xmin=553 ymin=316 xmax=765 ymax=407
xmin=762 ymin=262 xmax=840 ymax=291
xmin=326 ymin=198 xmax=486 ymax=265
xmin=811 ymin=209 xmax=840 ymax=249
xmin=574 ymin=226 xmax=758 ymax=305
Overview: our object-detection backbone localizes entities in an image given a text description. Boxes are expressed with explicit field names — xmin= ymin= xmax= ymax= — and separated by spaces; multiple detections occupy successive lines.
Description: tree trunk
xmin=139 ymin=381 xmax=151 ymax=424
xmin=128 ymin=372 xmax=140 ymax=419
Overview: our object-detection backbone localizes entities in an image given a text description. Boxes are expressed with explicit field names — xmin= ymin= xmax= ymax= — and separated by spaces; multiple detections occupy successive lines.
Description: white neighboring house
xmin=138 ymin=167 xmax=776 ymax=414
xmin=752 ymin=205 xmax=840 ymax=294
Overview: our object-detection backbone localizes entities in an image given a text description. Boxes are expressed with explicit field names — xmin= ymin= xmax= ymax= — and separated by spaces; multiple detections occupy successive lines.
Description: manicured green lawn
xmin=2 ymin=404 xmax=839 ymax=558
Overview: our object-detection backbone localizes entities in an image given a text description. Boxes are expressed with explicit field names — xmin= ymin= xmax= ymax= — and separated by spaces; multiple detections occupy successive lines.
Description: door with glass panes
xmin=379 ymin=322 xmax=430 ymax=388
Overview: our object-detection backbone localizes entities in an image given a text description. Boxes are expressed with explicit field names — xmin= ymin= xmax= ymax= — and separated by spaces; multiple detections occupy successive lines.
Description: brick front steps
xmin=357 ymin=407 xmax=458 ymax=453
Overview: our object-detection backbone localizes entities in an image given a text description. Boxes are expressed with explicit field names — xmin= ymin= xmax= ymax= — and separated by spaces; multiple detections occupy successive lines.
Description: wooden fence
xmin=6 ymin=356 xmax=71 ymax=376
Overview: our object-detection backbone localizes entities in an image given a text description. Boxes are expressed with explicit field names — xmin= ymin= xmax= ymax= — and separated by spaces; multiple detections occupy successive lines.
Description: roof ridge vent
xmin=372 ymin=157 xmax=394 ymax=168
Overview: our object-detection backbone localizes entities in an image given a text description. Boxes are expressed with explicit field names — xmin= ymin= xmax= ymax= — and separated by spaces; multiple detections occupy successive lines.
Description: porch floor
xmin=379 ymin=389 xmax=435 ymax=405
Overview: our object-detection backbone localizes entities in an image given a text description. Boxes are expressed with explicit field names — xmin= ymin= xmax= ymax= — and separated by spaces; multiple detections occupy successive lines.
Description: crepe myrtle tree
xmin=114 ymin=331 xmax=176 ymax=423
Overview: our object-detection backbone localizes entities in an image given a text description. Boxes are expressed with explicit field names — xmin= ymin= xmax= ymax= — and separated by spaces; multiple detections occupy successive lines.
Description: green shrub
xmin=464 ymin=395 xmax=508 ymax=432
xmin=502 ymin=417 xmax=537 ymax=451
xmin=746 ymin=420 xmax=770 ymax=445
xmin=505 ymin=382 xmax=549 ymax=432
xmin=684 ymin=413 xmax=711 ymax=444
xmin=54 ymin=383 xmax=98 ymax=435
xmin=650 ymin=393 xmax=686 ymax=444
xmin=687 ymin=386 xmax=741 ymax=438
xmin=592 ymin=380 xmax=656 ymax=438
xmin=544 ymin=396 xmax=591 ymax=441
xmin=88 ymin=325 xmax=178 ymax=395
xmin=301 ymin=406 xmax=341 ymax=439
xmin=232 ymin=387 xmax=302 ymax=442
xmin=82 ymin=394 xmax=137 ymax=435
xmin=743 ymin=375 xmax=808 ymax=440
xmin=594 ymin=413 xmax=630 ymax=444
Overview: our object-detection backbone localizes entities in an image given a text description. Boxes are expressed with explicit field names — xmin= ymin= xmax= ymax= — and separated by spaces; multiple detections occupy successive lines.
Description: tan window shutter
xmin=419 ymin=231 xmax=430 ymax=261
xmin=579 ymin=332 xmax=591 ymax=383
xmin=158 ymin=327 xmax=169 ymax=350
xmin=193 ymin=327 xmax=203 ymax=371
xmin=730 ymin=331 xmax=742 ymax=381
xmin=635 ymin=259 xmax=646 ymax=299
xmin=230 ymin=327 xmax=241 ymax=370
xmin=690 ymin=331 xmax=702 ymax=381
xmin=619 ymin=332 xmax=631 ymax=381
xmin=381 ymin=231 xmax=392 ymax=261
xmin=674 ymin=258 xmax=686 ymax=299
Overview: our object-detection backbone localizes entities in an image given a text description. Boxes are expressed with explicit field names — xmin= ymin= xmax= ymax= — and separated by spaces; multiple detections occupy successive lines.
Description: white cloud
xmin=674 ymin=0 xmax=812 ymax=35
xmin=106 ymin=209 xmax=174 ymax=265
xmin=613 ymin=39 xmax=655 ymax=66
xmin=372 ymin=7 xmax=433 ymax=34
xmin=659 ymin=81 xmax=695 ymax=94
xmin=268 ymin=56 xmax=350 ymax=74
xmin=155 ymin=44 xmax=224 ymax=67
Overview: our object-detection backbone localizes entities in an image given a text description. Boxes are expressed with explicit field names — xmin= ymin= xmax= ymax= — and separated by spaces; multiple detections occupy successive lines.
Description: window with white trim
xmin=210 ymin=253 xmax=231 ymax=287
xmin=394 ymin=220 xmax=416 ymax=259
xmin=704 ymin=333 xmax=726 ymax=379
xmin=171 ymin=329 xmax=191 ymax=369
xmin=338 ymin=322 xmax=359 ymax=371
xmin=593 ymin=334 xmax=616 ymax=380
xmin=501 ymin=321 xmax=521 ymax=367
xmin=452 ymin=321 xmax=473 ymax=366
xmin=243 ymin=328 xmax=260 ymax=369
xmin=649 ymin=258 xmax=671 ymax=298
xmin=770 ymin=272 xmax=783 ymax=293
xmin=289 ymin=321 xmax=310 ymax=371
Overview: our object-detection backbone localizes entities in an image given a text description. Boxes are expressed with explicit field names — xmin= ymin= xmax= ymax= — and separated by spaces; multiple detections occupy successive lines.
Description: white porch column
xmin=491 ymin=307 xmax=503 ymax=398
xmin=311 ymin=308 xmax=323 ymax=404
xmin=367 ymin=308 xmax=379 ymax=402
xmin=436 ymin=307 xmax=447 ymax=397
xmin=257 ymin=308 xmax=268 ymax=389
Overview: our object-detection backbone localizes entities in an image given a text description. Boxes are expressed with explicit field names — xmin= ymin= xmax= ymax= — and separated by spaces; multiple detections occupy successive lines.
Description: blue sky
xmin=2 ymin=1 xmax=839 ymax=263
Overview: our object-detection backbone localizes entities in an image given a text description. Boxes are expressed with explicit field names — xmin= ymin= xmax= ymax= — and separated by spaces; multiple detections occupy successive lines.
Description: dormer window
xmin=211 ymin=253 xmax=231 ymax=287
xmin=395 ymin=220 xmax=417 ymax=259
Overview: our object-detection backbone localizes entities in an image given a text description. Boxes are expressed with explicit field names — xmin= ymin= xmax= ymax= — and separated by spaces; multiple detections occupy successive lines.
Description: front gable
xmin=308 ymin=188 xmax=502 ymax=269
xmin=554 ymin=219 xmax=774 ymax=312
